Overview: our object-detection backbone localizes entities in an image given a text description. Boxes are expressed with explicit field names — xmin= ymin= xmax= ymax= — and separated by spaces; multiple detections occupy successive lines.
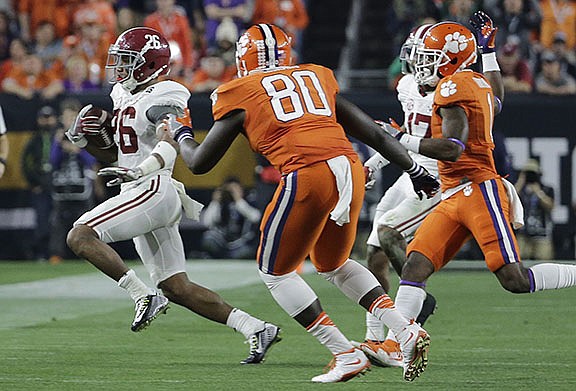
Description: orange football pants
xmin=257 ymin=156 xmax=364 ymax=275
xmin=407 ymin=178 xmax=521 ymax=272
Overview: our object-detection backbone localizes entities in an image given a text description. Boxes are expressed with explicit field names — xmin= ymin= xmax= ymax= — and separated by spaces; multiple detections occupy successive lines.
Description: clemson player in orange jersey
xmin=159 ymin=24 xmax=439 ymax=383
xmin=381 ymin=13 xmax=576 ymax=362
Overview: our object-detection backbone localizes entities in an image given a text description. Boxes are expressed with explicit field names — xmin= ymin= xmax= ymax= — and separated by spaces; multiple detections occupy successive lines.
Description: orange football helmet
xmin=235 ymin=24 xmax=293 ymax=77
xmin=413 ymin=21 xmax=477 ymax=87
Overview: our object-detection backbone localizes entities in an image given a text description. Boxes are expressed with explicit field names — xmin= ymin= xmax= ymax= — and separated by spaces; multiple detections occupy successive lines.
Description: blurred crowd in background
xmin=0 ymin=0 xmax=310 ymax=98
xmin=0 ymin=0 xmax=574 ymax=99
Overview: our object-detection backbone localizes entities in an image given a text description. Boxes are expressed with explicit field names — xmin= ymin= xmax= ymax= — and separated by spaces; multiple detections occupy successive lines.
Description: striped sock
xmin=307 ymin=311 xmax=354 ymax=355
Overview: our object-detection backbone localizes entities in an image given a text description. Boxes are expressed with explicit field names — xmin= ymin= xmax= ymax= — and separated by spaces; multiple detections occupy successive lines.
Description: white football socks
xmin=117 ymin=269 xmax=155 ymax=302
xmin=369 ymin=294 xmax=411 ymax=340
xmin=529 ymin=263 xmax=576 ymax=291
xmin=365 ymin=311 xmax=385 ymax=341
xmin=307 ymin=312 xmax=354 ymax=355
xmin=384 ymin=285 xmax=426 ymax=341
xmin=226 ymin=308 xmax=266 ymax=339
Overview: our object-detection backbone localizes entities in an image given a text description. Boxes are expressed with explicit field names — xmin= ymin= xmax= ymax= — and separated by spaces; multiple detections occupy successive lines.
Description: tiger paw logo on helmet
xmin=440 ymin=80 xmax=457 ymax=97
xmin=444 ymin=32 xmax=469 ymax=54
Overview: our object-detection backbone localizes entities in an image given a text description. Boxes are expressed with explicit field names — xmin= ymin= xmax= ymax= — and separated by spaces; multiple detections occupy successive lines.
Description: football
xmin=81 ymin=106 xmax=115 ymax=149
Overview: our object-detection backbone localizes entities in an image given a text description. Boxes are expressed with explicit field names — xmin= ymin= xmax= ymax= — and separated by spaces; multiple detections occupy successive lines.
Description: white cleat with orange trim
xmin=356 ymin=339 xmax=403 ymax=367
xmin=311 ymin=348 xmax=371 ymax=383
xmin=398 ymin=321 xmax=430 ymax=381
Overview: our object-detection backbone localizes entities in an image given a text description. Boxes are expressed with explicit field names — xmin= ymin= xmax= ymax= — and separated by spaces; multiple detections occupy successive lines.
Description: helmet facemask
xmin=106 ymin=46 xmax=144 ymax=92
xmin=413 ymin=47 xmax=449 ymax=87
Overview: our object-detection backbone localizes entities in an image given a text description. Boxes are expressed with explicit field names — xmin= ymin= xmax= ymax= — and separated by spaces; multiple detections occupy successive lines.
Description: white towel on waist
xmin=171 ymin=179 xmax=204 ymax=221
xmin=502 ymin=178 xmax=524 ymax=229
xmin=327 ymin=155 xmax=353 ymax=226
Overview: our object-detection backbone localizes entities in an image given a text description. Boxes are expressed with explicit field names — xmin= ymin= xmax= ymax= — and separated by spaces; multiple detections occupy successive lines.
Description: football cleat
xmin=399 ymin=321 xmax=430 ymax=381
xmin=416 ymin=292 xmax=437 ymax=326
xmin=131 ymin=294 xmax=169 ymax=332
xmin=357 ymin=339 xmax=403 ymax=368
xmin=311 ymin=348 xmax=371 ymax=383
xmin=241 ymin=323 xmax=282 ymax=364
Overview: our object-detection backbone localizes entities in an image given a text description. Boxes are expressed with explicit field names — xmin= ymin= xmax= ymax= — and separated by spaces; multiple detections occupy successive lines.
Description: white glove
xmin=375 ymin=119 xmax=404 ymax=140
xmin=364 ymin=166 xmax=376 ymax=190
xmin=81 ymin=107 xmax=109 ymax=135
xmin=65 ymin=104 xmax=93 ymax=146
xmin=98 ymin=166 xmax=143 ymax=187
xmin=157 ymin=113 xmax=194 ymax=143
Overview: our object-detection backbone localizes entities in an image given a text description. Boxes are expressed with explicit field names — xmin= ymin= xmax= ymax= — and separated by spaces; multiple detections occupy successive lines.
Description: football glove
xmin=406 ymin=163 xmax=440 ymax=200
xmin=80 ymin=107 xmax=109 ymax=135
xmin=364 ymin=166 xmax=376 ymax=190
xmin=159 ymin=108 xmax=194 ymax=143
xmin=65 ymin=104 xmax=93 ymax=145
xmin=469 ymin=10 xmax=498 ymax=54
xmin=376 ymin=119 xmax=405 ymax=140
xmin=98 ymin=166 xmax=143 ymax=187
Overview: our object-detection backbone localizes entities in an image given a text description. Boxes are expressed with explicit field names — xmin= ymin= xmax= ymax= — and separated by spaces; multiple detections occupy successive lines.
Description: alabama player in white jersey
xmin=65 ymin=27 xmax=281 ymax=364
xmin=356 ymin=24 xmax=441 ymax=367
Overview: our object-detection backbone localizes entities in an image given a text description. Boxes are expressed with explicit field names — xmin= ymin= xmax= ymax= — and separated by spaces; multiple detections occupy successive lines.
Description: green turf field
xmin=1 ymin=260 xmax=575 ymax=390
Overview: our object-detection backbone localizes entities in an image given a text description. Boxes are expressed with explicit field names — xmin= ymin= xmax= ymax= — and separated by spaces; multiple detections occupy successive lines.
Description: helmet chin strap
xmin=121 ymin=64 xmax=168 ymax=91
xmin=121 ymin=77 xmax=138 ymax=92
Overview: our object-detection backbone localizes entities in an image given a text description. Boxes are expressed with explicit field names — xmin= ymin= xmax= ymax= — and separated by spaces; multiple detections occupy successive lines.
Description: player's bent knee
xmin=366 ymin=245 xmax=388 ymax=271
xmin=66 ymin=225 xmax=97 ymax=254
xmin=401 ymin=252 xmax=434 ymax=281
xmin=377 ymin=225 xmax=404 ymax=250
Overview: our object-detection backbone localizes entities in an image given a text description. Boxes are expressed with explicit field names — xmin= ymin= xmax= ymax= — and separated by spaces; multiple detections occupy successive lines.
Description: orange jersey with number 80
xmin=210 ymin=64 xmax=357 ymax=174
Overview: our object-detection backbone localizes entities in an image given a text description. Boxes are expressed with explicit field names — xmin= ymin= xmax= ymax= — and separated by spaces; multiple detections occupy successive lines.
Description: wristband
xmin=174 ymin=126 xmax=195 ymax=144
xmin=447 ymin=137 xmax=466 ymax=151
xmin=494 ymin=96 xmax=502 ymax=114
xmin=398 ymin=133 xmax=422 ymax=153
xmin=0 ymin=157 xmax=6 ymax=166
xmin=481 ymin=52 xmax=500 ymax=72
xmin=405 ymin=161 xmax=424 ymax=177
xmin=136 ymin=141 xmax=178 ymax=176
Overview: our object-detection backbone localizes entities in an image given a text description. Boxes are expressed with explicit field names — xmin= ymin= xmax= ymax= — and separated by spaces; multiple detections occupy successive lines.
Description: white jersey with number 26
xmin=110 ymin=80 xmax=190 ymax=171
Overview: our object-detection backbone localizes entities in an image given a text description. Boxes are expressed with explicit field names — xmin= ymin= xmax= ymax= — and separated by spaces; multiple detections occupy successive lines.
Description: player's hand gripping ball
xmin=78 ymin=105 xmax=115 ymax=149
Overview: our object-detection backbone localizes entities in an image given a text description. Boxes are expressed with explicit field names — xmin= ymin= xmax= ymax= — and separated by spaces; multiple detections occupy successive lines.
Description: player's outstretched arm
xmin=470 ymin=10 xmax=504 ymax=113
xmin=335 ymin=95 xmax=413 ymax=171
xmin=177 ymin=110 xmax=244 ymax=175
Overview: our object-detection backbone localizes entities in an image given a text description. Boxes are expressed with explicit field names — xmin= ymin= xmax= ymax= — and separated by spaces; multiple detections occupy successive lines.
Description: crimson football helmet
xmin=399 ymin=24 xmax=433 ymax=75
xmin=106 ymin=27 xmax=171 ymax=92
xmin=413 ymin=22 xmax=477 ymax=87
xmin=235 ymin=24 xmax=293 ymax=77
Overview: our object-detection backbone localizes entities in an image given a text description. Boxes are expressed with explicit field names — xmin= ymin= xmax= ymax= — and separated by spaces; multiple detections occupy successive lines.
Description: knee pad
xmin=259 ymin=270 xmax=318 ymax=317
xmin=318 ymin=259 xmax=380 ymax=303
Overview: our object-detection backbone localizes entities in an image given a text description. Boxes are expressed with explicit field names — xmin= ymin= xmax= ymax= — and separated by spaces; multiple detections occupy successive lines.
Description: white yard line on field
xmin=0 ymin=260 xmax=314 ymax=329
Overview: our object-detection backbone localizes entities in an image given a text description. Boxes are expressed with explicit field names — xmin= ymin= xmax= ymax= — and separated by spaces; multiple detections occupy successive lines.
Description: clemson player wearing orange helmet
xmin=381 ymin=12 xmax=576 ymax=362
xmin=160 ymin=23 xmax=439 ymax=382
